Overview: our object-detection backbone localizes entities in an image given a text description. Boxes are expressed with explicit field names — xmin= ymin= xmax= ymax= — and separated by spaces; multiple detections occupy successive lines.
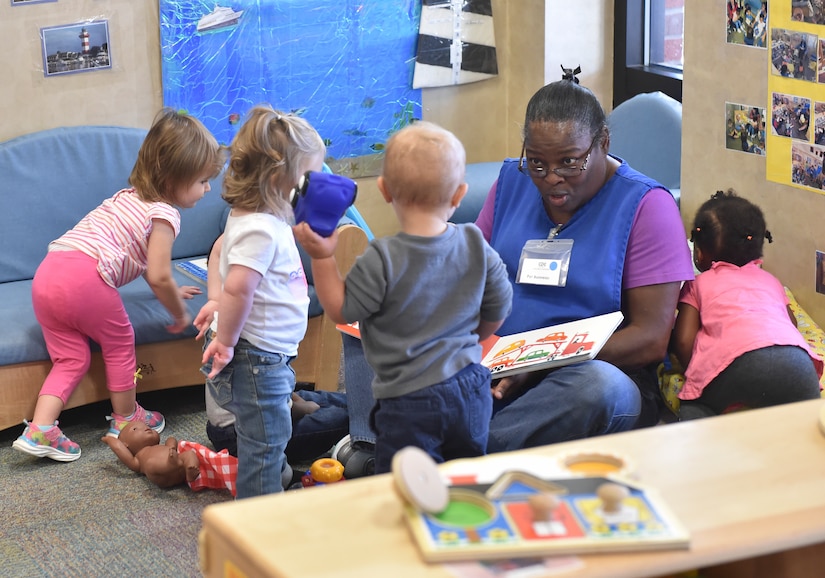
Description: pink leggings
xmin=32 ymin=251 xmax=136 ymax=404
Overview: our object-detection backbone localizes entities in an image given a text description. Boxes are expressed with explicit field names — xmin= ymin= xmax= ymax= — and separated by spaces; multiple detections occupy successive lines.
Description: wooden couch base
xmin=0 ymin=224 xmax=368 ymax=433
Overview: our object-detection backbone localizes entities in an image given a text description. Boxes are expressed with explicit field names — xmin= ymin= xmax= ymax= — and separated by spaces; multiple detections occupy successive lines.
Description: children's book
xmin=336 ymin=311 xmax=624 ymax=379
xmin=481 ymin=311 xmax=624 ymax=378
xmin=175 ymin=257 xmax=208 ymax=285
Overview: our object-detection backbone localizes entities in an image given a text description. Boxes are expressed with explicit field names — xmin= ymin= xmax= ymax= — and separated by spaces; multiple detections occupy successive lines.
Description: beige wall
xmin=1 ymin=0 xmax=161 ymax=138
xmin=682 ymin=1 xmax=825 ymax=327
xmin=545 ymin=0 xmax=614 ymax=110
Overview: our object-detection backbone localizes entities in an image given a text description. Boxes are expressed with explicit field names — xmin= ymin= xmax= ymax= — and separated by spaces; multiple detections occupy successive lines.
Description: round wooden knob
xmin=527 ymin=492 xmax=560 ymax=522
xmin=597 ymin=482 xmax=629 ymax=513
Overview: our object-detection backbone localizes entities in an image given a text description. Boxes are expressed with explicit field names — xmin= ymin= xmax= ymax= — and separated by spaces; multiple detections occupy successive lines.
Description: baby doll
xmin=101 ymin=420 xmax=237 ymax=495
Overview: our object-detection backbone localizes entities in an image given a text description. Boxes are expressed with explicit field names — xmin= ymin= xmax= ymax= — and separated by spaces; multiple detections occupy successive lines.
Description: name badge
xmin=516 ymin=239 xmax=573 ymax=287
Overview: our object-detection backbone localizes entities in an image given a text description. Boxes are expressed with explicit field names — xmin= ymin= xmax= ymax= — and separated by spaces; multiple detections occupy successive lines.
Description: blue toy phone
xmin=290 ymin=171 xmax=358 ymax=237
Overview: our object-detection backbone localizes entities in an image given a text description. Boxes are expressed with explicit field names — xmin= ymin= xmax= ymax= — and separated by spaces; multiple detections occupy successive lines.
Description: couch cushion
xmin=0 ymin=263 xmax=209 ymax=366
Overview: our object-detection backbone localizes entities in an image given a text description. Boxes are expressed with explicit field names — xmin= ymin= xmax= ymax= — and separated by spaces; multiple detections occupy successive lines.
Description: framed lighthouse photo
xmin=40 ymin=20 xmax=111 ymax=77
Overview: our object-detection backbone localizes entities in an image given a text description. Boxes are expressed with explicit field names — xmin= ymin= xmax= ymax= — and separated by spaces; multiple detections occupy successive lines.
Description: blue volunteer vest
xmin=490 ymin=157 xmax=662 ymax=336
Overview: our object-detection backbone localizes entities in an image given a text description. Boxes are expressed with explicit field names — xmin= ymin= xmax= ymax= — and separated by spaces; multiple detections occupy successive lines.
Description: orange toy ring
xmin=310 ymin=458 xmax=345 ymax=483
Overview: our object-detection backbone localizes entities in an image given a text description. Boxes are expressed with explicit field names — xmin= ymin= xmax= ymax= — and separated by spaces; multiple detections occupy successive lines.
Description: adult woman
xmin=475 ymin=76 xmax=694 ymax=451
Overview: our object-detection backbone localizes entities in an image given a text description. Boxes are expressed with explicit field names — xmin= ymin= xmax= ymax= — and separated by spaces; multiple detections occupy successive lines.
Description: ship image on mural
xmin=197 ymin=5 xmax=244 ymax=33
xmin=413 ymin=0 xmax=498 ymax=88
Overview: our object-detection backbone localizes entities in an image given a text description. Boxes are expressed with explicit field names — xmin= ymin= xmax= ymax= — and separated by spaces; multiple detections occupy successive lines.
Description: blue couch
xmin=0 ymin=125 xmax=368 ymax=431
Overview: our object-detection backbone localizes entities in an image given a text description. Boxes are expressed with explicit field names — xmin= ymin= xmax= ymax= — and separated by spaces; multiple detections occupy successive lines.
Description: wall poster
xmin=160 ymin=1 xmax=423 ymax=178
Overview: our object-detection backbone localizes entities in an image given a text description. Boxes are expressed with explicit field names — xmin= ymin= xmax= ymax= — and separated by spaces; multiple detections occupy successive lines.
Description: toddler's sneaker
xmin=12 ymin=420 xmax=81 ymax=462
xmin=106 ymin=402 xmax=165 ymax=438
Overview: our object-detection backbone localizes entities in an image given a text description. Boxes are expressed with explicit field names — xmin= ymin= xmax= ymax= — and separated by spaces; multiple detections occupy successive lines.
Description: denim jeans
xmin=286 ymin=389 xmax=348 ymax=462
xmin=342 ymin=334 xmax=378 ymax=445
xmin=486 ymin=360 xmax=641 ymax=451
xmin=344 ymin=338 xmax=641 ymax=454
xmin=203 ymin=334 xmax=294 ymax=499
xmin=371 ymin=363 xmax=492 ymax=474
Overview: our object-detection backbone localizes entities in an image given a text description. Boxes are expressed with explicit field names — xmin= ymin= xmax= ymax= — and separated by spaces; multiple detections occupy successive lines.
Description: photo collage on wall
xmin=766 ymin=0 xmax=825 ymax=192
xmin=763 ymin=1 xmax=825 ymax=294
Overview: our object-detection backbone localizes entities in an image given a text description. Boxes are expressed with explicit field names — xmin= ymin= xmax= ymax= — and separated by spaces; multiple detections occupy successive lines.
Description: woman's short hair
xmin=523 ymin=75 xmax=607 ymax=142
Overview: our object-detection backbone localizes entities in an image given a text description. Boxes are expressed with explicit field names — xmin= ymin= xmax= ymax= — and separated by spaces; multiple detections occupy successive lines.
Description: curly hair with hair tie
xmin=691 ymin=188 xmax=772 ymax=267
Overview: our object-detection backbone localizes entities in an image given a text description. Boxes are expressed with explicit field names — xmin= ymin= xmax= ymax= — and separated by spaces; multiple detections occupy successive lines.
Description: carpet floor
xmin=0 ymin=385 xmax=232 ymax=578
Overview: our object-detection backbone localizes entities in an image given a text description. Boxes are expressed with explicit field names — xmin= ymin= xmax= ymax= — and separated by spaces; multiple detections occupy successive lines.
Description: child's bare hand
xmin=194 ymin=300 xmax=219 ymax=340
xmin=166 ymin=311 xmax=192 ymax=334
xmin=202 ymin=339 xmax=234 ymax=378
xmin=293 ymin=222 xmax=338 ymax=259
xmin=179 ymin=285 xmax=203 ymax=299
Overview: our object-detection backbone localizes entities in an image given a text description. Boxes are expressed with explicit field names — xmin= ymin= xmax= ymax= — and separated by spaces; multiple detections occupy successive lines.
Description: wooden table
xmin=199 ymin=399 xmax=825 ymax=578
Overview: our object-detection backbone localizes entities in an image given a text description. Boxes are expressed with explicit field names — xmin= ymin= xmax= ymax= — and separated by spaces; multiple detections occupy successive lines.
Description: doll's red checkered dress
xmin=178 ymin=440 xmax=238 ymax=496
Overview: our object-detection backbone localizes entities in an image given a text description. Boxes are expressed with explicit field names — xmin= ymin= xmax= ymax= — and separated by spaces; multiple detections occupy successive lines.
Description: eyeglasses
xmin=518 ymin=133 xmax=600 ymax=179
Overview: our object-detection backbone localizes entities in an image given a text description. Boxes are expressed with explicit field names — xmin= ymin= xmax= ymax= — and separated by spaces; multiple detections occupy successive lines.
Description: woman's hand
xmin=491 ymin=372 xmax=531 ymax=401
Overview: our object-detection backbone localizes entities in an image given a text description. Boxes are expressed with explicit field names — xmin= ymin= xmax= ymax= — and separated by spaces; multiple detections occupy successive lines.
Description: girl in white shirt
xmin=197 ymin=105 xmax=324 ymax=499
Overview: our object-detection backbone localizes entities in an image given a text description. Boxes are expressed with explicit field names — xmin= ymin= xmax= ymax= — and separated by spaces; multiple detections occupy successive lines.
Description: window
xmin=613 ymin=0 xmax=684 ymax=108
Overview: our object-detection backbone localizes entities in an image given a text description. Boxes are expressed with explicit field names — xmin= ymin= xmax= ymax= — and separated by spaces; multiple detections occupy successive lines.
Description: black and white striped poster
xmin=413 ymin=0 xmax=498 ymax=88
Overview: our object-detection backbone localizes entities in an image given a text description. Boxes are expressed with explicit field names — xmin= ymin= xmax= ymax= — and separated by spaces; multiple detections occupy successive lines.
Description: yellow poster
xmin=767 ymin=0 xmax=825 ymax=192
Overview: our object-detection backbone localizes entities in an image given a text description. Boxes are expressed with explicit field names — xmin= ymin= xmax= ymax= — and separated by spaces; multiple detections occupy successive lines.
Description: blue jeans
xmin=371 ymin=363 xmax=492 ymax=474
xmin=203 ymin=335 xmax=294 ymax=499
xmin=343 ymin=337 xmax=641 ymax=453
xmin=342 ymin=334 xmax=378 ymax=445
xmin=487 ymin=360 xmax=641 ymax=451
xmin=286 ymin=389 xmax=348 ymax=462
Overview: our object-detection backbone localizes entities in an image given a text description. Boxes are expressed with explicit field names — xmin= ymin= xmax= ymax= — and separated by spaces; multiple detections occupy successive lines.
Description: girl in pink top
xmin=13 ymin=109 xmax=225 ymax=462
xmin=672 ymin=190 xmax=822 ymax=420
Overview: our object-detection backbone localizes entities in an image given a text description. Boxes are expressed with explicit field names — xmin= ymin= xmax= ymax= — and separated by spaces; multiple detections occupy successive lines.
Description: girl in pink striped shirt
xmin=13 ymin=109 xmax=224 ymax=462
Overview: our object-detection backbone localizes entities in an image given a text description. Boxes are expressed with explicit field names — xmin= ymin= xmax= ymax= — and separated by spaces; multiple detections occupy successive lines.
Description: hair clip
xmin=560 ymin=64 xmax=581 ymax=84
xmin=689 ymin=226 xmax=701 ymax=242
xmin=765 ymin=230 xmax=773 ymax=243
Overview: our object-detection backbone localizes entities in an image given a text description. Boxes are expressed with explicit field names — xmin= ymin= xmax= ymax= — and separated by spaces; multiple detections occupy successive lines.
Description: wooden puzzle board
xmin=401 ymin=473 xmax=690 ymax=563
